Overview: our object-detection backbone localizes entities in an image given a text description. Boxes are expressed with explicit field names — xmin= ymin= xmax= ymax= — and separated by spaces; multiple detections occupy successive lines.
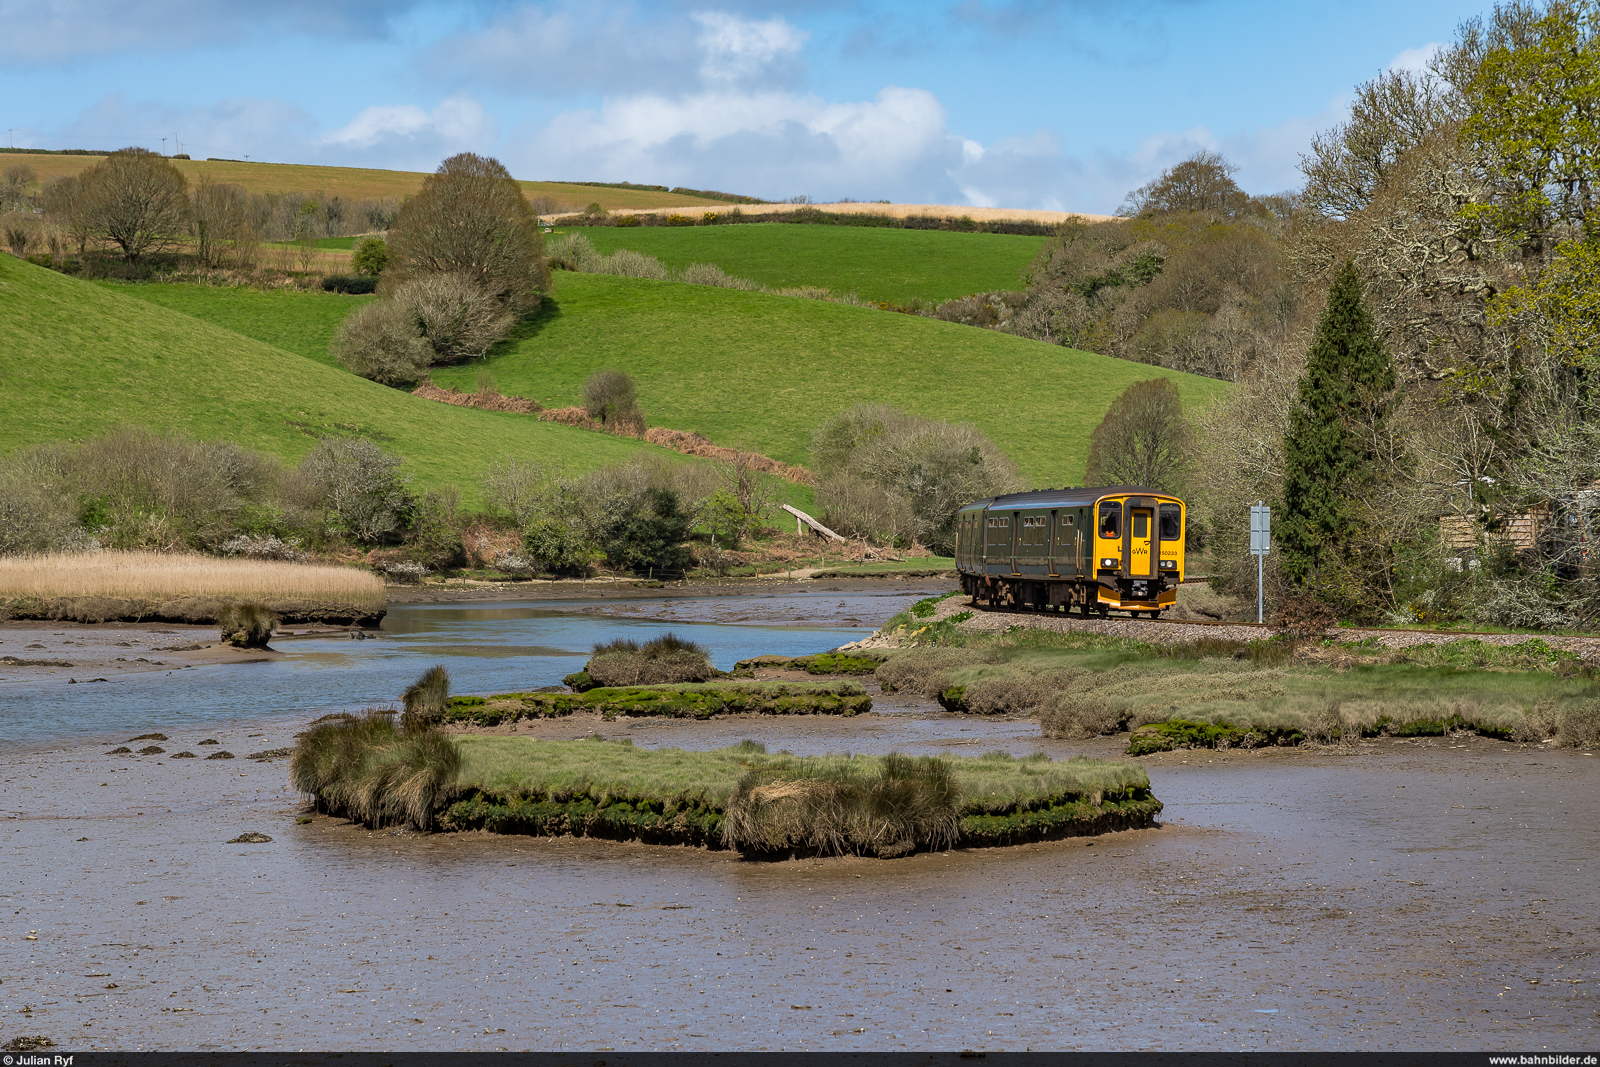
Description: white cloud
xmin=321 ymin=95 xmax=495 ymax=152
xmin=693 ymin=11 xmax=807 ymax=84
xmin=428 ymin=3 xmax=806 ymax=96
xmin=518 ymin=85 xmax=962 ymax=200
xmin=1388 ymin=41 xmax=1443 ymax=75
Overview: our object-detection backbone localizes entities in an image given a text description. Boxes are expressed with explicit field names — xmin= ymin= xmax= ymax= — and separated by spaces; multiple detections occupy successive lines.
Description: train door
xmin=1047 ymin=511 xmax=1060 ymax=576
xmin=1010 ymin=511 xmax=1021 ymax=575
xmin=1128 ymin=504 xmax=1155 ymax=577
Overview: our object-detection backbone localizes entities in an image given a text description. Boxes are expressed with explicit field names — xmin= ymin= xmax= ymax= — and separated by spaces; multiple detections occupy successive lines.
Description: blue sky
xmin=1 ymin=1 xmax=1489 ymax=213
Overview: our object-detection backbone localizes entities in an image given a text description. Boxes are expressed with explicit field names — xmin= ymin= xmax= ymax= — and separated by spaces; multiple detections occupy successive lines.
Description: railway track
xmin=958 ymin=597 xmax=1600 ymax=645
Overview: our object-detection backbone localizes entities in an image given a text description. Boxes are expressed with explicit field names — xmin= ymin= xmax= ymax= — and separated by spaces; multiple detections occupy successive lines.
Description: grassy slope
xmin=10 ymin=155 xmax=728 ymax=211
xmin=431 ymin=273 xmax=1229 ymax=486
xmin=101 ymin=283 xmax=367 ymax=365
xmin=0 ymin=256 xmax=662 ymax=500
xmin=568 ymin=224 xmax=1048 ymax=305
xmin=106 ymin=271 xmax=1228 ymax=487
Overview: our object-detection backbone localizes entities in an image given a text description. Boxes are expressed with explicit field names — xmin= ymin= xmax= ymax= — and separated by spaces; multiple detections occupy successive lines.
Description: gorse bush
xmin=350 ymin=236 xmax=388 ymax=276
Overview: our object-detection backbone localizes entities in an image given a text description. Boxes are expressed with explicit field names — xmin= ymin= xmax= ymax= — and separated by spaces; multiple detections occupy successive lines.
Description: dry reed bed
xmin=0 ymin=551 xmax=386 ymax=624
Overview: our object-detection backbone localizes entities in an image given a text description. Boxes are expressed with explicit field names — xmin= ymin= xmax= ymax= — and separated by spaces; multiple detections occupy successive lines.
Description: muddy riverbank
xmin=3 ymin=709 xmax=1595 ymax=1052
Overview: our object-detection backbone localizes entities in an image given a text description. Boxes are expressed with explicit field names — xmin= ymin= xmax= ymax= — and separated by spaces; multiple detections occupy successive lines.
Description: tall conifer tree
xmin=1279 ymin=261 xmax=1396 ymax=584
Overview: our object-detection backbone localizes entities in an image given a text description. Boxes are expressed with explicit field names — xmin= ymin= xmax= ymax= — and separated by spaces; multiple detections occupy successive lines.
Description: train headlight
xmin=1100 ymin=558 xmax=1116 ymax=568
xmin=1160 ymin=559 xmax=1176 ymax=569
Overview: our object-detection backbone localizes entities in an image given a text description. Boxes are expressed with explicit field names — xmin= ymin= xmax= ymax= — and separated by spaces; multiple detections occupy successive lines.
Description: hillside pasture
xmin=430 ymin=273 xmax=1229 ymax=487
xmin=100 ymin=270 xmax=1228 ymax=487
xmin=0 ymin=255 xmax=672 ymax=503
xmin=567 ymin=223 xmax=1048 ymax=306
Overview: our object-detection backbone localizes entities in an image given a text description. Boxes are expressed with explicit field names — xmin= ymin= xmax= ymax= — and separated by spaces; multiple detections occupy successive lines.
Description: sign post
xmin=1249 ymin=502 xmax=1271 ymax=624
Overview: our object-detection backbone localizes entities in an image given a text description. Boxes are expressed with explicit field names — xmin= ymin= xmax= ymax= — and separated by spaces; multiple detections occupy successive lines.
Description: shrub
xmin=812 ymin=403 xmax=1023 ymax=553
xmin=592 ymin=486 xmax=692 ymax=573
xmin=404 ymin=490 xmax=466 ymax=569
xmin=321 ymin=274 xmax=378 ymax=294
xmin=680 ymin=261 xmax=760 ymax=290
xmin=330 ymin=299 xmax=432 ymax=387
xmin=582 ymin=369 xmax=644 ymax=429
xmin=219 ymin=601 xmax=278 ymax=648
xmin=350 ymin=236 xmax=388 ymax=276
xmin=521 ymin=516 xmax=593 ymax=576
xmin=1560 ymin=698 xmax=1600 ymax=749
xmin=402 ymin=664 xmax=451 ymax=730
xmin=394 ymin=272 xmax=515 ymax=364
xmin=299 ymin=437 xmax=411 ymax=544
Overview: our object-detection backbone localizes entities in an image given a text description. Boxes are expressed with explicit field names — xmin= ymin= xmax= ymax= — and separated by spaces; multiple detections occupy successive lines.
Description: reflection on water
xmin=0 ymin=597 xmax=877 ymax=746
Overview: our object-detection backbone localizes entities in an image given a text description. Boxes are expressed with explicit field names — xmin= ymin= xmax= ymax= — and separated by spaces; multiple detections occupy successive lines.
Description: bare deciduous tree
xmin=191 ymin=179 xmax=249 ymax=268
xmin=78 ymin=148 xmax=190 ymax=263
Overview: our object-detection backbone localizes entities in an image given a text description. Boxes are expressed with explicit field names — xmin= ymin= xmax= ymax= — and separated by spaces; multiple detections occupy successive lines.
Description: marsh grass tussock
xmin=0 ymin=551 xmax=385 ymax=620
xmin=723 ymin=753 xmax=961 ymax=857
xmin=289 ymin=709 xmax=461 ymax=831
xmin=401 ymin=664 xmax=451 ymax=730
xmin=219 ymin=601 xmax=278 ymax=648
xmin=584 ymin=632 xmax=716 ymax=687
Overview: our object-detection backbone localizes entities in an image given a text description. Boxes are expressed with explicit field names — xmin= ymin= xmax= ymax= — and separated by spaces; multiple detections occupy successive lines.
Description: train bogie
xmin=954 ymin=486 xmax=1184 ymax=618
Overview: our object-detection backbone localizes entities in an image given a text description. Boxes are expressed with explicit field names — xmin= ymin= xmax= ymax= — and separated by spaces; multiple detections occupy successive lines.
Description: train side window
xmin=1098 ymin=502 xmax=1121 ymax=538
xmin=1160 ymin=504 xmax=1181 ymax=540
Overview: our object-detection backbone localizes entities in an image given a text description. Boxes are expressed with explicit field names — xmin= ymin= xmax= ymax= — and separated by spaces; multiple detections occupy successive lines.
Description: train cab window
xmin=1132 ymin=512 xmax=1148 ymax=538
xmin=1159 ymin=504 xmax=1182 ymax=541
xmin=1098 ymin=502 xmax=1121 ymax=538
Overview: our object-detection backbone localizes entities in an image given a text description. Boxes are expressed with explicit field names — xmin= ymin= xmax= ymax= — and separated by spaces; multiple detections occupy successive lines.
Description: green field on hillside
xmin=568 ymin=223 xmax=1046 ymax=306
xmin=103 ymin=271 xmax=1227 ymax=486
xmin=103 ymin=283 xmax=368 ymax=364
xmin=432 ymin=273 xmax=1226 ymax=485
xmin=0 ymin=257 xmax=667 ymax=503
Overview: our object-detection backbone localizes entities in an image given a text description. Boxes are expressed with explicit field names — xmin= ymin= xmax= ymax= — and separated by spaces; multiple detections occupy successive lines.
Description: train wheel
xmin=1150 ymin=610 xmax=1163 ymax=620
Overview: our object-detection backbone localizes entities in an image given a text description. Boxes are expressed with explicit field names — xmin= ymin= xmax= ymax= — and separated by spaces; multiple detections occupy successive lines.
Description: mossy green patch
xmin=444 ymin=680 xmax=872 ymax=724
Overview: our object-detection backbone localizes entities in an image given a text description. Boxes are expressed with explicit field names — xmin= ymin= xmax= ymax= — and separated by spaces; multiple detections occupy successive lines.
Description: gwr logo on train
xmin=955 ymin=486 xmax=1185 ymax=617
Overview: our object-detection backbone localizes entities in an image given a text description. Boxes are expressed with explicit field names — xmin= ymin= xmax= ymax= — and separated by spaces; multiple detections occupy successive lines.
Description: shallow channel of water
xmin=0 ymin=588 xmax=938 ymax=747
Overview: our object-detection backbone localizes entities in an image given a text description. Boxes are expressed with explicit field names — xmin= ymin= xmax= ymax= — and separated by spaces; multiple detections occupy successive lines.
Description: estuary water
xmin=0 ymin=590 xmax=911 ymax=747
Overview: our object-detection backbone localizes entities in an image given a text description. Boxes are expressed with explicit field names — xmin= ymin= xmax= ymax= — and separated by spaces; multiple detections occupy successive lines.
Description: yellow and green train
xmin=954 ymin=486 xmax=1186 ymax=617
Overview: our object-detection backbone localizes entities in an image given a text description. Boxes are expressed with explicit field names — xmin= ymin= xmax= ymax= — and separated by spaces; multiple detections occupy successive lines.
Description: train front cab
xmin=1092 ymin=492 xmax=1184 ymax=615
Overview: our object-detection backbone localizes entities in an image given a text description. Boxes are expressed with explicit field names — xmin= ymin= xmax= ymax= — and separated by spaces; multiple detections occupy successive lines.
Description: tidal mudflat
xmin=2 ymin=589 xmax=1597 ymax=1051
